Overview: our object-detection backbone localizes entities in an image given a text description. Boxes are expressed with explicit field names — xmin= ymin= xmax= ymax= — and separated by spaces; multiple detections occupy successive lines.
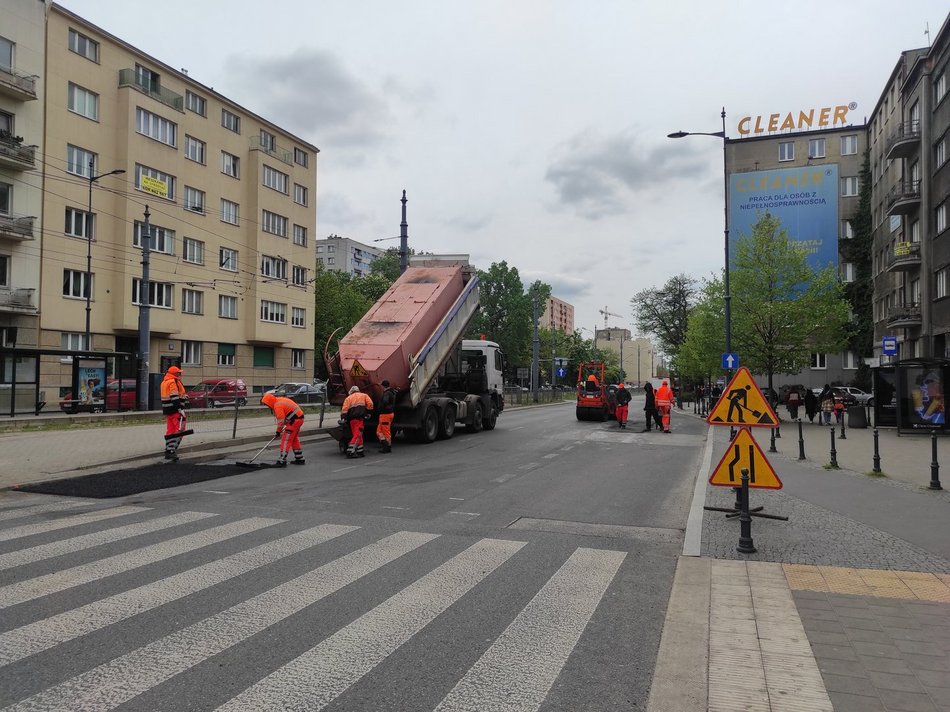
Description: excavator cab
xmin=576 ymin=362 xmax=610 ymax=421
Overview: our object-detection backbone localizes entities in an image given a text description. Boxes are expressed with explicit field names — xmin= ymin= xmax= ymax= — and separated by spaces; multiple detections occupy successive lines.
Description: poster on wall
xmin=729 ymin=165 xmax=839 ymax=272
xmin=78 ymin=365 xmax=106 ymax=406
xmin=896 ymin=361 xmax=947 ymax=431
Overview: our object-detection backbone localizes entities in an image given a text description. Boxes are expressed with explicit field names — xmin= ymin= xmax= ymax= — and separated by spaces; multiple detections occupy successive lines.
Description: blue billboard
xmin=729 ymin=165 xmax=839 ymax=271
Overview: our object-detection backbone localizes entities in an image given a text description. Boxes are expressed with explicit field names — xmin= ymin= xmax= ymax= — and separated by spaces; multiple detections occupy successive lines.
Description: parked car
xmin=812 ymin=386 xmax=857 ymax=406
xmin=264 ymin=382 xmax=326 ymax=404
xmin=60 ymin=378 xmax=137 ymax=413
xmin=186 ymin=378 xmax=247 ymax=408
xmin=837 ymin=386 xmax=873 ymax=406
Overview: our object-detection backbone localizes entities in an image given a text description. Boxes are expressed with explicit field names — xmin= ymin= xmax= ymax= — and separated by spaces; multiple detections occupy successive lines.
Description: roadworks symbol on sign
xmin=709 ymin=427 xmax=783 ymax=489
xmin=350 ymin=360 xmax=367 ymax=377
xmin=707 ymin=366 xmax=779 ymax=427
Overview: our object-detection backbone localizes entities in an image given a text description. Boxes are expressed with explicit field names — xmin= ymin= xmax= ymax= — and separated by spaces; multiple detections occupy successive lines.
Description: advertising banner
xmin=896 ymin=361 xmax=947 ymax=431
xmin=78 ymin=366 xmax=106 ymax=406
xmin=729 ymin=165 xmax=839 ymax=272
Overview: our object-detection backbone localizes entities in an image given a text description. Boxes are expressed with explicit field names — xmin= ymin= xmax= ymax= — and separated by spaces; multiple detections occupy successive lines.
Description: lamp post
xmin=85 ymin=159 xmax=126 ymax=347
xmin=668 ymin=108 xmax=731 ymax=380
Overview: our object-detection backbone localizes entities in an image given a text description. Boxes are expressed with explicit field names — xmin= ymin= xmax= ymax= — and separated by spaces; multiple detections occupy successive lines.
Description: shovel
xmin=236 ymin=433 xmax=280 ymax=469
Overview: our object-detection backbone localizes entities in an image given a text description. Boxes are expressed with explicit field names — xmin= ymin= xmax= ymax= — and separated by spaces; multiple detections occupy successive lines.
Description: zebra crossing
xmin=0 ymin=495 xmax=631 ymax=711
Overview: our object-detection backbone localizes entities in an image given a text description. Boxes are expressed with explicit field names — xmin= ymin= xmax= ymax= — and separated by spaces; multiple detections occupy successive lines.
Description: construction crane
xmin=598 ymin=307 xmax=622 ymax=329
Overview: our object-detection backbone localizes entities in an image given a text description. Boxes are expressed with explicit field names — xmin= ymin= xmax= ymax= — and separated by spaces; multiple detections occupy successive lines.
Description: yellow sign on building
xmin=350 ymin=360 xmax=367 ymax=377
xmin=140 ymin=175 xmax=168 ymax=198
xmin=707 ymin=366 xmax=779 ymax=427
xmin=709 ymin=428 xmax=783 ymax=489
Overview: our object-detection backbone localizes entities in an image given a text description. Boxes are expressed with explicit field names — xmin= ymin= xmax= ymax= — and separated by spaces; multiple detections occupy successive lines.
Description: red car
xmin=186 ymin=378 xmax=248 ymax=408
xmin=60 ymin=378 xmax=137 ymax=413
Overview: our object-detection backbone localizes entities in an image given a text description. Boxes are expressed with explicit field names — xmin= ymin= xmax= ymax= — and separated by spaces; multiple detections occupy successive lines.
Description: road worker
xmin=585 ymin=373 xmax=600 ymax=394
xmin=161 ymin=365 xmax=190 ymax=461
xmin=655 ymin=379 xmax=674 ymax=433
xmin=376 ymin=380 xmax=397 ymax=453
xmin=341 ymin=385 xmax=375 ymax=458
xmin=261 ymin=392 xmax=306 ymax=467
xmin=615 ymin=382 xmax=632 ymax=429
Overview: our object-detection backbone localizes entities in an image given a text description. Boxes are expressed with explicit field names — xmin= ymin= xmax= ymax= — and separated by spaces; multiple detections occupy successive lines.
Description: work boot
xmin=274 ymin=460 xmax=287 ymax=468
xmin=381 ymin=443 xmax=391 ymax=453
xmin=291 ymin=458 xmax=306 ymax=465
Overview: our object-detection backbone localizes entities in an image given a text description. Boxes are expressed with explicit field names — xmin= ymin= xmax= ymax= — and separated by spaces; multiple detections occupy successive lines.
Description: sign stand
xmin=736 ymin=469 xmax=756 ymax=554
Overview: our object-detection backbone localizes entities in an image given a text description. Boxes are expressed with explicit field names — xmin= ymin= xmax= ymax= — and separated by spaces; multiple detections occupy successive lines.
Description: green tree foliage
xmin=840 ymin=149 xmax=874 ymax=370
xmin=631 ymin=274 xmax=697 ymax=360
xmin=370 ymin=247 xmax=415 ymax=282
xmin=679 ymin=279 xmax=725 ymax=380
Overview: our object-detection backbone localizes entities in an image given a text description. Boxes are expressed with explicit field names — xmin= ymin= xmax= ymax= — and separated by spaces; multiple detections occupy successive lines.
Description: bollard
xmin=769 ymin=427 xmax=777 ymax=453
xmin=930 ymin=431 xmax=943 ymax=490
xmin=872 ymin=427 xmax=881 ymax=473
xmin=798 ymin=418 xmax=806 ymax=460
xmin=775 ymin=424 xmax=781 ymax=439
xmin=736 ymin=468 xmax=756 ymax=554
xmin=839 ymin=412 xmax=846 ymax=440
xmin=829 ymin=428 xmax=839 ymax=468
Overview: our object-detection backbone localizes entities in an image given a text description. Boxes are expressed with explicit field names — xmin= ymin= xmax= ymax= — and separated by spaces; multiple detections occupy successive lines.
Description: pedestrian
xmin=833 ymin=396 xmax=845 ymax=424
xmin=260 ymin=392 xmax=306 ymax=467
xmin=641 ymin=382 xmax=661 ymax=431
xmin=655 ymin=379 xmax=674 ymax=433
xmin=160 ymin=365 xmax=190 ymax=462
xmin=376 ymin=380 xmax=397 ymax=453
xmin=615 ymin=382 xmax=632 ymax=428
xmin=804 ymin=388 xmax=818 ymax=423
xmin=786 ymin=387 xmax=802 ymax=420
xmin=341 ymin=385 xmax=374 ymax=458
xmin=818 ymin=384 xmax=834 ymax=425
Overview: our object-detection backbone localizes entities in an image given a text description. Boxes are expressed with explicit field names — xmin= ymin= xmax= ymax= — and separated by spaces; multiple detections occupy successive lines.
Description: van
xmin=186 ymin=378 xmax=247 ymax=408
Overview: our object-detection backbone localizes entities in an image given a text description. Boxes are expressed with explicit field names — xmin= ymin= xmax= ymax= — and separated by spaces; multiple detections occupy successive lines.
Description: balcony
xmin=0 ymin=64 xmax=38 ymax=101
xmin=0 ymin=135 xmax=37 ymax=170
xmin=885 ymin=241 xmax=921 ymax=273
xmin=886 ymin=303 xmax=922 ymax=328
xmin=885 ymin=121 xmax=921 ymax=160
xmin=0 ymin=213 xmax=35 ymax=241
xmin=117 ymin=69 xmax=183 ymax=111
xmin=0 ymin=287 xmax=36 ymax=314
xmin=249 ymin=135 xmax=293 ymax=166
xmin=886 ymin=180 xmax=921 ymax=216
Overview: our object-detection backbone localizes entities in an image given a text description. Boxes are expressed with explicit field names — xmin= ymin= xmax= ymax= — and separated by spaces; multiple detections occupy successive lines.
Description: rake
xmin=236 ymin=433 xmax=280 ymax=469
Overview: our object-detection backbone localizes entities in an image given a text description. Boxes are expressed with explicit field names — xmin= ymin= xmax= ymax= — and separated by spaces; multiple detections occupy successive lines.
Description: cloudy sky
xmin=61 ymin=0 xmax=950 ymax=336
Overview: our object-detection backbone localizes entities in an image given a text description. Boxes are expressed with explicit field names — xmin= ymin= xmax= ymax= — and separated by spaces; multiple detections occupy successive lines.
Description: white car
xmin=837 ymin=386 xmax=874 ymax=406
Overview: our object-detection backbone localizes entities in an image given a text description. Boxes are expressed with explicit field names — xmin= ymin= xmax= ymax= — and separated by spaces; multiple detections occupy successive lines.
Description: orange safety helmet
xmin=167 ymin=365 xmax=182 ymax=375
xmin=618 ymin=383 xmax=625 ymax=389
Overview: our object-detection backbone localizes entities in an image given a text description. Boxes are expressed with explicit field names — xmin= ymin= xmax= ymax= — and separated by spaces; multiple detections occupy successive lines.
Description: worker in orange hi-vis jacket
xmin=655 ymin=380 xmax=674 ymax=433
xmin=341 ymin=385 xmax=375 ymax=458
xmin=160 ymin=365 xmax=191 ymax=462
xmin=261 ymin=392 xmax=306 ymax=467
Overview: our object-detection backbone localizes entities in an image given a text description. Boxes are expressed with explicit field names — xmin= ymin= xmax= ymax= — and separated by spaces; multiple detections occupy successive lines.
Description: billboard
xmin=729 ymin=165 xmax=839 ymax=272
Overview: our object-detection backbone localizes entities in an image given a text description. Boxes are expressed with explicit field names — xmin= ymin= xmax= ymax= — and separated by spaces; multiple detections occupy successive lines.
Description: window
xmin=292 ymin=306 xmax=306 ymax=327
xmin=61 ymin=332 xmax=89 ymax=353
xmin=185 ymin=91 xmax=206 ymax=116
xmin=253 ymin=346 xmax=275 ymax=368
xmin=808 ymin=138 xmax=825 ymax=158
xmin=184 ymin=186 xmax=205 ymax=214
xmin=217 ymin=343 xmax=235 ymax=366
xmin=182 ymin=340 xmax=202 ymax=365
xmin=262 ymin=210 xmax=288 ymax=237
xmin=62 ymin=269 xmax=91 ymax=299
xmin=810 ymin=353 xmax=827 ymax=370
xmin=182 ymin=237 xmax=204 ymax=264
xmin=218 ymin=295 xmax=237 ymax=319
xmin=134 ymin=164 xmax=176 ymax=200
xmin=67 ymin=82 xmax=98 ymax=120
xmin=911 ymin=219 xmax=920 ymax=243
xmin=185 ymin=135 xmax=206 ymax=164
xmin=937 ymin=267 xmax=949 ymax=299
xmin=219 ymin=247 xmax=238 ymax=272
xmin=294 ymin=148 xmax=308 ymax=167
xmin=937 ymin=71 xmax=947 ymax=104
xmin=261 ymin=255 xmax=287 ymax=280
xmin=181 ymin=288 xmax=203 ymax=315
xmin=294 ymin=183 xmax=308 ymax=206
xmin=842 ymin=351 xmax=858 ymax=370
xmin=841 ymin=176 xmax=859 ymax=197
xmin=327 ymin=245 xmax=335 ymax=253
xmin=779 ymin=141 xmax=794 ymax=161
xmin=292 ymin=225 xmax=307 ymax=247
xmin=0 ymin=182 xmax=10 ymax=213
xmin=260 ymin=130 xmax=276 ymax=151
xmin=938 ymin=202 xmax=948 ymax=234
xmin=841 ymin=262 xmax=855 ymax=283
xmin=0 ymin=254 xmax=7 ymax=287
xmin=0 ymin=109 xmax=11 ymax=134
xmin=316 ymin=245 xmax=323 ymax=254
xmin=132 ymin=278 xmax=173 ymax=308
xmin=840 ymin=134 xmax=858 ymax=156
xmin=134 ymin=221 xmax=174 ymax=254
xmin=292 ymin=349 xmax=305 ymax=369
xmin=135 ymin=107 xmax=177 ymax=146
xmin=841 ymin=220 xmax=854 ymax=240
xmin=0 ymin=36 xmax=12 ymax=72
xmin=260 ymin=300 xmax=286 ymax=323
xmin=220 ymin=199 xmax=239 ymax=225
xmin=67 ymin=145 xmax=96 ymax=177
xmin=68 ymin=28 xmax=99 ymax=62
xmin=911 ymin=278 xmax=920 ymax=305
xmin=890 ymin=215 xmax=901 ymax=233
xmin=65 ymin=208 xmax=93 ymax=239
xmin=135 ymin=64 xmax=160 ymax=92
xmin=221 ymin=108 xmax=240 ymax=133
xmin=262 ymin=165 xmax=288 ymax=193
xmin=221 ymin=152 xmax=240 ymax=178
xmin=326 ymin=256 xmax=335 ymax=266
xmin=292 ymin=265 xmax=308 ymax=286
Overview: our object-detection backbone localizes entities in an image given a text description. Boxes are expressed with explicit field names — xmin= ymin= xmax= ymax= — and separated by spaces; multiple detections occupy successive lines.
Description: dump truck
xmin=324 ymin=255 xmax=505 ymax=443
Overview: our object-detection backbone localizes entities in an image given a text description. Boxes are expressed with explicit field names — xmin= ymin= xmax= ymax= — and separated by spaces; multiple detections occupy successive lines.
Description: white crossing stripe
xmin=0 ymin=500 xmax=88 ymax=521
xmin=0 ymin=523 xmax=359 ymax=666
xmin=0 ymin=505 xmax=150 ymax=543
xmin=5 ymin=531 xmax=438 ymax=712
xmin=218 ymin=538 xmax=527 ymax=712
xmin=0 ymin=516 xmax=280 ymax=609
xmin=0 ymin=511 xmax=217 ymax=572
xmin=435 ymin=547 xmax=626 ymax=712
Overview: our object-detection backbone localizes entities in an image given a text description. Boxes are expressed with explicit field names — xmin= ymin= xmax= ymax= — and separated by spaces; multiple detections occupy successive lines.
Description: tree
xmin=370 ymin=247 xmax=415 ymax=282
xmin=840 ymin=149 xmax=874 ymax=390
xmin=679 ymin=279 xmax=725 ymax=381
xmin=631 ymin=274 xmax=697 ymax=360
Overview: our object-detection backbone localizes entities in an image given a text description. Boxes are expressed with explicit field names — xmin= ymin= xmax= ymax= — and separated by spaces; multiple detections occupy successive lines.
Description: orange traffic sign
xmin=350 ymin=360 xmax=367 ymax=377
xmin=707 ymin=366 xmax=779 ymax=427
xmin=709 ymin=427 xmax=783 ymax=489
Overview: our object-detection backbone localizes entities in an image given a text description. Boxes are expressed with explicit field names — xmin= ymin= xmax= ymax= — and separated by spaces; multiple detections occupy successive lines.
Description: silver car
xmin=837 ymin=386 xmax=874 ymax=406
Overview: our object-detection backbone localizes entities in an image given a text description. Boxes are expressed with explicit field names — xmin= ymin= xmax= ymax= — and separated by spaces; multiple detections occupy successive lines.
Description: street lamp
xmin=85 ymin=159 xmax=126 ymax=347
xmin=668 ymin=108 xmax=731 ymax=380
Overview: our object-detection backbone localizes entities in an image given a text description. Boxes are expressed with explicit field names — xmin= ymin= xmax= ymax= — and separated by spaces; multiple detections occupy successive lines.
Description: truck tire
xmin=576 ymin=407 xmax=585 ymax=421
xmin=421 ymin=406 xmax=439 ymax=443
xmin=468 ymin=402 xmax=484 ymax=432
xmin=438 ymin=406 xmax=456 ymax=439
xmin=483 ymin=405 xmax=498 ymax=430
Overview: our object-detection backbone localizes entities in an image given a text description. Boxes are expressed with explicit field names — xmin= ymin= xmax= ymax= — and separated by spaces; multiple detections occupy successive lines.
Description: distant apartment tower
xmin=315 ymin=234 xmax=381 ymax=277
xmin=541 ymin=296 xmax=574 ymax=333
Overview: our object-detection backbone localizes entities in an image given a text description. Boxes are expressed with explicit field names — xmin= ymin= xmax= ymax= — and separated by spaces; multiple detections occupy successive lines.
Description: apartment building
xmin=315 ymin=234 xmax=381 ymax=277
xmin=36 ymin=3 xmax=318 ymax=396
xmin=593 ymin=328 xmax=653 ymax=385
xmin=540 ymin=296 xmax=574 ymax=334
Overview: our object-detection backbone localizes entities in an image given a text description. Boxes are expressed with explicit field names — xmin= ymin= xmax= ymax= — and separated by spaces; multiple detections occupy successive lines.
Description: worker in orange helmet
xmin=341 ymin=385 xmax=374 ymax=458
xmin=585 ymin=373 xmax=600 ymax=394
xmin=160 ymin=365 xmax=191 ymax=462
xmin=261 ymin=392 xmax=306 ymax=467
xmin=655 ymin=379 xmax=674 ymax=433
xmin=615 ymin=382 xmax=632 ymax=428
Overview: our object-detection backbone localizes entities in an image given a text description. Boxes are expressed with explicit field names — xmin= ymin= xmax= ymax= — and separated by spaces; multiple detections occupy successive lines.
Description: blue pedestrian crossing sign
xmin=721 ymin=352 xmax=739 ymax=369
xmin=882 ymin=336 xmax=898 ymax=356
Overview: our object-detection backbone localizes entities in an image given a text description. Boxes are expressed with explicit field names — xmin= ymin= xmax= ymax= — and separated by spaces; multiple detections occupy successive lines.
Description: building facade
xmin=315 ymin=234 xmax=381 ymax=277
xmin=540 ymin=296 xmax=574 ymax=334
xmin=34 ymin=3 xmax=318 ymax=398
xmin=594 ymin=327 xmax=653 ymax=386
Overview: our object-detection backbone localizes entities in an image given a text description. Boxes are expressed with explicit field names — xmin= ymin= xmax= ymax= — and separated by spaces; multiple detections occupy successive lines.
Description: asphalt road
xmin=0 ymin=402 xmax=706 ymax=711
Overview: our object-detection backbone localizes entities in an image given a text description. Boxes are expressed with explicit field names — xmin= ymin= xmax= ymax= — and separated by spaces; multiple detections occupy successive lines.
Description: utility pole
xmin=531 ymin=292 xmax=540 ymax=402
xmin=137 ymin=206 xmax=152 ymax=411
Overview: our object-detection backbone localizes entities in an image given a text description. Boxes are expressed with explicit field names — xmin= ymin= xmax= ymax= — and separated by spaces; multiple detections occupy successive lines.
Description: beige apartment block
xmin=38 ymin=4 xmax=318 ymax=398
xmin=541 ymin=296 xmax=574 ymax=334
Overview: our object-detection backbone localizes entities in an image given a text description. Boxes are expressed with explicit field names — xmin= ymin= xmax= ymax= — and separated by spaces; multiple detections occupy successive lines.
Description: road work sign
xmin=709 ymin=427 xmax=783 ymax=489
xmin=707 ymin=366 xmax=778 ymax=427
xmin=350 ymin=360 xmax=367 ymax=377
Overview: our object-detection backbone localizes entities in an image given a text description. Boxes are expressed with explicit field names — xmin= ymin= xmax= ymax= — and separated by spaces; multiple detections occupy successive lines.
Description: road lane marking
xmin=0 ymin=500 xmax=88 ymax=521
xmin=542 ymin=453 xmax=559 ymax=459
xmin=0 ymin=506 xmax=150 ymax=543
xmin=448 ymin=511 xmax=480 ymax=517
xmin=492 ymin=473 xmax=518 ymax=484
xmin=381 ymin=506 xmax=409 ymax=511
xmin=518 ymin=462 xmax=540 ymax=470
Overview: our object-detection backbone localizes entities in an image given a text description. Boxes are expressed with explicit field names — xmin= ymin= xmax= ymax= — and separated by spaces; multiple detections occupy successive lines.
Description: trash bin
xmin=847 ymin=405 xmax=867 ymax=428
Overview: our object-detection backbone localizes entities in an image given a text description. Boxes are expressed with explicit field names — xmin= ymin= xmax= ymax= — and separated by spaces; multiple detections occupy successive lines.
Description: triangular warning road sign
xmin=350 ymin=360 xmax=367 ymax=377
xmin=709 ymin=427 xmax=783 ymax=489
xmin=707 ymin=366 xmax=779 ymax=427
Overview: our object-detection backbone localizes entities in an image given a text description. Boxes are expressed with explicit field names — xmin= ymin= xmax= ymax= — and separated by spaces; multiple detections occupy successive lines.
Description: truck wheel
xmin=468 ymin=402 xmax=484 ymax=432
xmin=421 ymin=407 xmax=439 ymax=443
xmin=483 ymin=405 xmax=498 ymax=430
xmin=576 ymin=407 xmax=585 ymax=421
xmin=438 ymin=407 xmax=456 ymax=439
xmin=237 ymin=398 xmax=247 ymax=407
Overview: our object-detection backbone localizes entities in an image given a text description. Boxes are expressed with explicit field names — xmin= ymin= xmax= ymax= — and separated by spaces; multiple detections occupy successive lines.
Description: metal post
xmin=929 ymin=431 xmax=943 ymax=490
xmin=531 ymin=293 xmax=539 ymax=403
xmin=722 ymin=109 xmax=732 ymax=388
xmin=736 ymin=468 xmax=756 ymax=554
xmin=399 ymin=190 xmax=409 ymax=274
xmin=872 ymin=427 xmax=881 ymax=473
xmin=840 ymin=411 xmax=847 ymax=440
xmin=84 ymin=161 xmax=125 ymax=348
xmin=550 ymin=317 xmax=557 ymax=391
xmin=137 ymin=206 xmax=152 ymax=411
xmin=829 ymin=427 xmax=838 ymax=468
xmin=769 ymin=427 xmax=777 ymax=453
xmin=797 ymin=418 xmax=806 ymax=460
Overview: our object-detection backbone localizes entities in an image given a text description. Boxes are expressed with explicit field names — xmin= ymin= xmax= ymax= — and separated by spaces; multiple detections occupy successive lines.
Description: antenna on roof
xmin=925 ymin=22 xmax=931 ymax=46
